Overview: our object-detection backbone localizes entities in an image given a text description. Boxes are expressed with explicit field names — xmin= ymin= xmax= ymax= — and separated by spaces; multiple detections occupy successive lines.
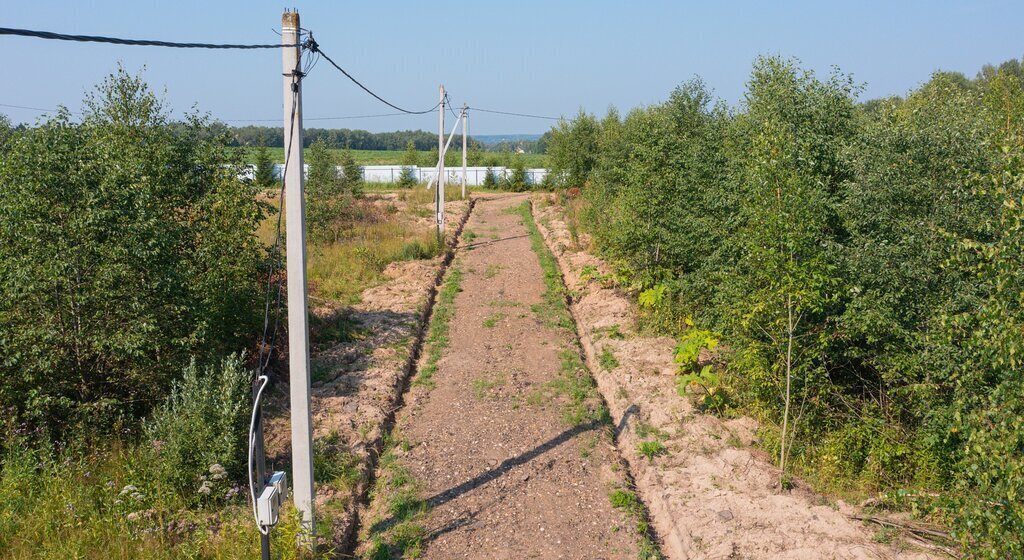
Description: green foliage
xmin=339 ymin=146 xmax=364 ymax=196
xmin=253 ymin=133 xmax=276 ymax=189
xmin=398 ymin=140 xmax=419 ymax=188
xmin=143 ymin=354 xmax=251 ymax=500
xmin=0 ymin=436 xmax=264 ymax=558
xmin=0 ymin=67 xmax=266 ymax=434
xmin=422 ymin=146 xmax=439 ymax=168
xmin=482 ymin=167 xmax=498 ymax=189
xmin=637 ymin=440 xmax=667 ymax=461
xmin=599 ymin=346 xmax=620 ymax=370
xmin=0 ymin=113 xmax=12 ymax=151
xmin=609 ymin=489 xmax=642 ymax=512
xmin=677 ymin=365 xmax=730 ymax=414
xmin=306 ymin=137 xmax=352 ymax=243
xmin=361 ymin=438 xmax=428 ymax=559
xmin=608 ymin=488 xmax=663 ymax=558
xmin=637 ymin=284 xmax=666 ymax=309
xmin=505 ymin=154 xmax=530 ymax=192
xmin=413 ymin=265 xmax=463 ymax=390
xmin=672 ymin=323 xmax=718 ymax=373
xmin=547 ymin=109 xmax=601 ymax=188
xmin=556 ymin=54 xmax=1024 ymax=550
xmin=938 ymin=138 xmax=1024 ymax=557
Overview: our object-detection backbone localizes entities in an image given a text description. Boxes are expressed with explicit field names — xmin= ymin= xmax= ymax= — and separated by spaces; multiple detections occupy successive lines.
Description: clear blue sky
xmin=2 ymin=1 xmax=1022 ymax=135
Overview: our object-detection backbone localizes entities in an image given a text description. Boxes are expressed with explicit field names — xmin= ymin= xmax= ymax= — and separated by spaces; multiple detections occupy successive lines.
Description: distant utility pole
xmin=437 ymin=84 xmax=446 ymax=241
xmin=461 ymin=103 xmax=468 ymax=199
xmin=282 ymin=9 xmax=315 ymax=538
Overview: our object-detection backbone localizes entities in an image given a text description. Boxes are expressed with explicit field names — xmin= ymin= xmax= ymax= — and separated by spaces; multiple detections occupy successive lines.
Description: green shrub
xmin=144 ymin=354 xmax=251 ymax=500
xmin=0 ymin=67 xmax=266 ymax=435
xmin=482 ymin=167 xmax=498 ymax=189
xmin=637 ymin=441 xmax=667 ymax=461
xmin=939 ymin=135 xmax=1024 ymax=557
xmin=306 ymin=137 xmax=352 ymax=243
xmin=552 ymin=54 xmax=1024 ymax=550
xmin=253 ymin=135 xmax=277 ymax=189
xmin=397 ymin=238 xmax=441 ymax=261
xmin=547 ymin=109 xmax=600 ymax=188
xmin=506 ymin=155 xmax=530 ymax=192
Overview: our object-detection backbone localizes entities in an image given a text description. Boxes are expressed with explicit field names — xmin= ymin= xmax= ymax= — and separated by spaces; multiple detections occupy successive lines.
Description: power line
xmin=468 ymin=107 xmax=561 ymax=120
xmin=0 ymin=102 xmax=64 ymax=113
xmin=0 ymin=102 xmax=421 ymax=125
xmin=222 ymin=112 xmax=414 ymax=123
xmin=445 ymin=93 xmax=463 ymax=121
xmin=0 ymin=26 xmax=298 ymax=49
xmin=307 ymin=39 xmax=440 ymax=115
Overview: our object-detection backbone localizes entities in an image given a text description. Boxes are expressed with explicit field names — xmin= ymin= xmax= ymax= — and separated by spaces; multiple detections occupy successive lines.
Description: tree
xmin=422 ymin=146 xmax=439 ymax=168
xmin=547 ymin=109 xmax=600 ymax=188
xmin=506 ymin=155 xmax=529 ymax=192
xmin=720 ymin=57 xmax=856 ymax=482
xmin=398 ymin=140 xmax=418 ymax=188
xmin=444 ymin=143 xmax=460 ymax=167
xmin=0 ymin=113 xmax=11 ymax=149
xmin=305 ymin=137 xmax=346 ymax=243
xmin=338 ymin=145 xmax=363 ymax=196
xmin=0 ymin=67 xmax=267 ymax=433
xmin=482 ymin=167 xmax=498 ymax=189
xmin=940 ymin=130 xmax=1024 ymax=557
xmin=253 ymin=132 xmax=276 ymax=189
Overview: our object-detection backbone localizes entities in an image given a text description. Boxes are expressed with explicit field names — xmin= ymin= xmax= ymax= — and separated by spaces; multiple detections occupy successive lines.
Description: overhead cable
xmin=467 ymin=107 xmax=560 ymax=120
xmin=307 ymin=39 xmax=440 ymax=115
xmin=0 ymin=26 xmax=297 ymax=49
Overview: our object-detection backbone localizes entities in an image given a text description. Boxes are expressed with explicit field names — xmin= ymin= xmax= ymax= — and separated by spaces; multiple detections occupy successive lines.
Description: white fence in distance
xmin=242 ymin=165 xmax=550 ymax=186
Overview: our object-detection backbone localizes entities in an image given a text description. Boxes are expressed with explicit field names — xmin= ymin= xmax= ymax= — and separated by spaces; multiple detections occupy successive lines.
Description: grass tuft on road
xmin=413 ymin=264 xmax=463 ymax=389
xmin=362 ymin=432 xmax=428 ymax=559
xmin=515 ymin=201 xmax=609 ymax=426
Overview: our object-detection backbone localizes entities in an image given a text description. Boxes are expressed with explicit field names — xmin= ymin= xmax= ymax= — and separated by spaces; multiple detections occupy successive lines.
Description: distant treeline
xmin=222 ymin=124 xmax=484 ymax=151
xmin=490 ymin=131 xmax=552 ymax=154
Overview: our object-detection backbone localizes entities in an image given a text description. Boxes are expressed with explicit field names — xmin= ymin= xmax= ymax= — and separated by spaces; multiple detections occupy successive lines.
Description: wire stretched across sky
xmin=308 ymin=40 xmax=441 ymax=115
xmin=467 ymin=107 xmax=561 ymax=121
xmin=0 ymin=27 xmax=563 ymax=125
xmin=0 ymin=102 xmax=65 ymax=113
xmin=0 ymin=26 xmax=298 ymax=49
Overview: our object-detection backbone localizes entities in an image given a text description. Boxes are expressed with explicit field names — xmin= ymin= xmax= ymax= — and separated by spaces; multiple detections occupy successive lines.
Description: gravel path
xmin=358 ymin=194 xmax=646 ymax=559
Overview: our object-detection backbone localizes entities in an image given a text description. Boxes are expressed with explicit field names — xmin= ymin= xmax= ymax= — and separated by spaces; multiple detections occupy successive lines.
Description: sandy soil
xmin=358 ymin=194 xmax=648 ymax=559
xmin=530 ymin=195 xmax=941 ymax=560
xmin=261 ymin=195 xmax=470 ymax=550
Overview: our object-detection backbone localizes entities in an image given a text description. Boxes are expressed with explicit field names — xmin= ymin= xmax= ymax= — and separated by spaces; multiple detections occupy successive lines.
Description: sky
xmin=2 ymin=1 xmax=1022 ymax=136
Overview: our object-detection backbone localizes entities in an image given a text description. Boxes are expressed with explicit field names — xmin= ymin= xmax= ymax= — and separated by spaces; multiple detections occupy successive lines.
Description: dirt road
xmin=358 ymin=194 xmax=650 ymax=559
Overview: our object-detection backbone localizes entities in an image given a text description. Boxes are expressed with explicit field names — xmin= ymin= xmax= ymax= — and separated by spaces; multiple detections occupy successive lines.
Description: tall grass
xmin=0 ymin=439 xmax=263 ymax=559
xmin=259 ymin=191 xmax=450 ymax=305
xmin=0 ymin=356 xmax=320 ymax=559
xmin=308 ymin=220 xmax=441 ymax=304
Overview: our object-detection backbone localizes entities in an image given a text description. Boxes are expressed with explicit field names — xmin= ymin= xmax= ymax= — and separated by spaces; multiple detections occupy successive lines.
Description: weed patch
xmin=599 ymin=346 xmax=620 ymax=370
xmin=484 ymin=263 xmax=503 ymax=278
xmin=361 ymin=434 xmax=428 ymax=559
xmin=483 ymin=311 xmax=506 ymax=328
xmin=471 ymin=373 xmax=507 ymax=400
xmin=637 ymin=441 xmax=668 ymax=461
xmin=413 ymin=264 xmax=463 ymax=389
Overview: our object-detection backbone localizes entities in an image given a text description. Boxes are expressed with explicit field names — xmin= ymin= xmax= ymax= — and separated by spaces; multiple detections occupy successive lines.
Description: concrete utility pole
xmin=437 ymin=84 xmax=445 ymax=241
xmin=462 ymin=103 xmax=468 ymax=199
xmin=282 ymin=9 xmax=315 ymax=537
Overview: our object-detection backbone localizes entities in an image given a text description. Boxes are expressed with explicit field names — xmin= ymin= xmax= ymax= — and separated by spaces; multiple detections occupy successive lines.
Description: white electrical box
xmin=257 ymin=471 xmax=289 ymax=528
xmin=257 ymin=485 xmax=279 ymax=527
xmin=269 ymin=471 xmax=288 ymax=502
